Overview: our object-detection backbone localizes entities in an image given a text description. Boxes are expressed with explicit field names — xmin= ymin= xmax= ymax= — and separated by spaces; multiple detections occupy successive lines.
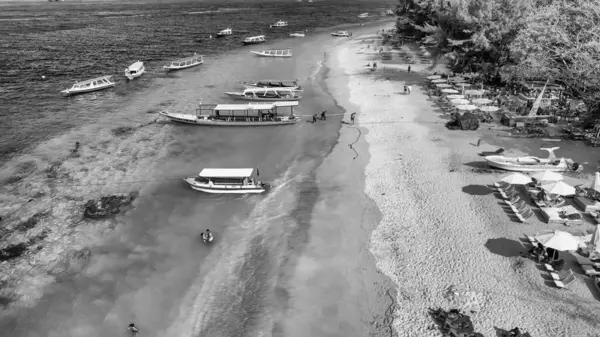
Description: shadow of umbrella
xmin=462 ymin=184 xmax=494 ymax=196
xmin=485 ymin=238 xmax=525 ymax=257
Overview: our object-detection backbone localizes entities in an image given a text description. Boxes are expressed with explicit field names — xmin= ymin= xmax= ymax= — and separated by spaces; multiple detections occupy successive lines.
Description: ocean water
xmin=0 ymin=1 xmax=395 ymax=336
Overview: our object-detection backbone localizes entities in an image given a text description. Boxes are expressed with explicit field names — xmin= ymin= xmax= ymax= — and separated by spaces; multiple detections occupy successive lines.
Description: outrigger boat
xmin=484 ymin=147 xmax=582 ymax=172
xmin=250 ymin=49 xmax=292 ymax=58
xmin=216 ymin=28 xmax=232 ymax=37
xmin=270 ymin=20 xmax=288 ymax=28
xmin=124 ymin=61 xmax=145 ymax=80
xmin=159 ymin=100 xmax=299 ymax=126
xmin=61 ymin=75 xmax=115 ymax=96
xmin=225 ymin=87 xmax=302 ymax=101
xmin=163 ymin=53 xmax=203 ymax=71
xmin=242 ymin=35 xmax=266 ymax=45
xmin=290 ymin=31 xmax=305 ymax=37
xmin=331 ymin=31 xmax=350 ymax=37
xmin=184 ymin=168 xmax=267 ymax=194
xmin=241 ymin=79 xmax=303 ymax=91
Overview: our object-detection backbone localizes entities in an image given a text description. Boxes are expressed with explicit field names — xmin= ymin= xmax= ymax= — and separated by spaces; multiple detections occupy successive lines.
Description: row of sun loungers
xmin=494 ymin=182 xmax=535 ymax=222
xmin=524 ymin=235 xmax=577 ymax=288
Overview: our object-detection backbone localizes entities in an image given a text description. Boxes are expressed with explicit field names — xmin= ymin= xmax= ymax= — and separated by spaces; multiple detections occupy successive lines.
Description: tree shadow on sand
xmin=485 ymin=238 xmax=526 ymax=258
xmin=462 ymin=184 xmax=494 ymax=196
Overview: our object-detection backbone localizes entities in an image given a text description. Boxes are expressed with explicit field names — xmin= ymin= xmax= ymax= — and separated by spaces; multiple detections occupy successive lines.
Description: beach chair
xmin=515 ymin=213 xmax=528 ymax=223
xmin=520 ymin=208 xmax=535 ymax=220
xmin=581 ymin=265 xmax=600 ymax=276
xmin=549 ymin=268 xmax=573 ymax=281
xmin=553 ymin=274 xmax=576 ymax=289
xmin=544 ymin=263 xmax=555 ymax=272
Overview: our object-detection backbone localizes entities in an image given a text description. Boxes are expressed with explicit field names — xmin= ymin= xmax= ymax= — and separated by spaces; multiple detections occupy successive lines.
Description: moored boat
xmin=163 ymin=53 xmax=203 ymax=71
xmin=216 ymin=28 xmax=232 ymax=37
xmin=241 ymin=79 xmax=303 ymax=91
xmin=242 ymin=35 xmax=266 ymax=45
xmin=331 ymin=31 xmax=350 ymax=37
xmin=159 ymin=100 xmax=299 ymax=126
xmin=484 ymin=147 xmax=582 ymax=172
xmin=250 ymin=49 xmax=292 ymax=58
xmin=124 ymin=61 xmax=145 ymax=80
xmin=270 ymin=20 xmax=288 ymax=28
xmin=358 ymin=12 xmax=369 ymax=18
xmin=225 ymin=87 xmax=302 ymax=101
xmin=184 ymin=168 xmax=267 ymax=194
xmin=290 ymin=31 xmax=305 ymax=37
xmin=60 ymin=75 xmax=115 ymax=96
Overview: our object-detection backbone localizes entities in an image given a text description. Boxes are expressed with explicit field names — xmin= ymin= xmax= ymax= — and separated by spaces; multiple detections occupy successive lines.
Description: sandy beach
xmin=329 ymin=32 xmax=600 ymax=336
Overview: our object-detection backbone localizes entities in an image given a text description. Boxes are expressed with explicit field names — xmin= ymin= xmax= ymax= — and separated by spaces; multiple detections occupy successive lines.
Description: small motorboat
xmin=358 ymin=13 xmax=368 ymax=18
xmin=270 ymin=20 xmax=288 ymax=28
xmin=216 ymin=28 xmax=232 ymax=37
xmin=290 ymin=31 xmax=305 ymax=37
xmin=225 ymin=87 xmax=302 ymax=101
xmin=124 ymin=61 xmax=145 ymax=80
xmin=484 ymin=147 xmax=582 ymax=172
xmin=241 ymin=79 xmax=302 ymax=91
xmin=61 ymin=75 xmax=115 ymax=96
xmin=184 ymin=168 xmax=267 ymax=194
xmin=163 ymin=53 xmax=203 ymax=71
xmin=250 ymin=49 xmax=292 ymax=58
xmin=201 ymin=230 xmax=214 ymax=244
xmin=331 ymin=31 xmax=350 ymax=37
xmin=242 ymin=35 xmax=266 ymax=45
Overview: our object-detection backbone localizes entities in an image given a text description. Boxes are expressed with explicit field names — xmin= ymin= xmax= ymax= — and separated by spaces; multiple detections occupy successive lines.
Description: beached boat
xmin=225 ymin=87 xmax=302 ymax=101
xmin=163 ymin=53 xmax=203 ymax=71
xmin=331 ymin=31 xmax=350 ymax=37
xmin=216 ymin=28 xmax=232 ymax=37
xmin=242 ymin=35 xmax=266 ymax=45
xmin=270 ymin=20 xmax=288 ymax=28
xmin=358 ymin=13 xmax=369 ymax=18
xmin=184 ymin=168 xmax=267 ymax=194
xmin=250 ymin=49 xmax=292 ymax=58
xmin=242 ymin=79 xmax=303 ymax=91
xmin=159 ymin=100 xmax=299 ymax=126
xmin=60 ymin=75 xmax=115 ymax=96
xmin=124 ymin=61 xmax=145 ymax=80
xmin=290 ymin=31 xmax=305 ymax=37
xmin=484 ymin=147 xmax=582 ymax=172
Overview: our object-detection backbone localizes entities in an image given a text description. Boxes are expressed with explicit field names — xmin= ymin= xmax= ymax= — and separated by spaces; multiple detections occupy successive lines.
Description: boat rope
xmin=345 ymin=123 xmax=362 ymax=160
xmin=383 ymin=288 xmax=397 ymax=337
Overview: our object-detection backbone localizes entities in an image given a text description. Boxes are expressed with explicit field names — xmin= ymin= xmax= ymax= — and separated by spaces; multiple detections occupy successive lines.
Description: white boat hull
xmin=61 ymin=83 xmax=115 ymax=96
xmin=163 ymin=61 xmax=203 ymax=71
xmin=250 ymin=51 xmax=292 ymax=58
xmin=484 ymin=156 xmax=570 ymax=172
xmin=290 ymin=33 xmax=305 ymax=37
xmin=159 ymin=111 xmax=298 ymax=126
xmin=184 ymin=178 xmax=266 ymax=194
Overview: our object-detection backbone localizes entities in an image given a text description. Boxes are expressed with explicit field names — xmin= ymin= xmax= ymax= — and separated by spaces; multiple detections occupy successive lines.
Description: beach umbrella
xmin=450 ymin=98 xmax=470 ymax=105
xmin=441 ymin=88 xmax=459 ymax=94
xmin=465 ymin=89 xmax=485 ymax=96
xmin=448 ymin=77 xmax=464 ymax=82
xmin=500 ymin=172 xmax=532 ymax=185
xmin=427 ymin=75 xmax=442 ymax=80
xmin=456 ymin=104 xmax=478 ymax=111
xmin=541 ymin=181 xmax=575 ymax=196
xmin=532 ymin=170 xmax=563 ymax=182
xmin=472 ymin=98 xmax=493 ymax=105
xmin=535 ymin=231 xmax=579 ymax=251
xmin=436 ymin=83 xmax=451 ymax=88
xmin=590 ymin=172 xmax=600 ymax=193
xmin=431 ymin=79 xmax=446 ymax=83
xmin=447 ymin=94 xmax=465 ymax=99
xmin=478 ymin=106 xmax=500 ymax=112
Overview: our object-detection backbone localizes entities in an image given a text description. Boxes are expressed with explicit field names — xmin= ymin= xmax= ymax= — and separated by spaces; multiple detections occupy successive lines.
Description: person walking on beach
xmin=407 ymin=85 xmax=412 ymax=94
xmin=403 ymin=85 xmax=407 ymax=94
xmin=350 ymin=112 xmax=356 ymax=124
xmin=312 ymin=114 xmax=318 ymax=123
xmin=408 ymin=65 xmax=411 ymax=73
xmin=320 ymin=110 xmax=327 ymax=120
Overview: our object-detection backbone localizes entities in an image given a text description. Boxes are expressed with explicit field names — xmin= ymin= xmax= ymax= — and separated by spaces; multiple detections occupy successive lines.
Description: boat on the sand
xmin=241 ymin=79 xmax=303 ymax=91
xmin=250 ymin=48 xmax=292 ymax=57
xmin=224 ymin=87 xmax=302 ymax=101
xmin=61 ymin=75 xmax=115 ymax=96
xmin=159 ymin=100 xmax=299 ymax=126
xmin=163 ymin=53 xmax=203 ymax=71
xmin=184 ymin=168 xmax=267 ymax=194
xmin=124 ymin=61 xmax=145 ymax=80
xmin=484 ymin=147 xmax=582 ymax=172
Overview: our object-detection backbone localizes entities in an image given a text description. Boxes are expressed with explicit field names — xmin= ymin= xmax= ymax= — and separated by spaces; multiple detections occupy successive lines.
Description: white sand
xmin=332 ymin=34 xmax=600 ymax=336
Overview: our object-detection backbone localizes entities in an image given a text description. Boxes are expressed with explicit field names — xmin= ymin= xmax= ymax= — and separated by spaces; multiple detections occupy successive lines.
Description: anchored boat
xmin=216 ymin=28 xmax=232 ymax=37
xmin=159 ymin=100 xmax=299 ymax=126
xmin=124 ymin=61 xmax=145 ymax=80
xmin=250 ymin=48 xmax=292 ymax=58
xmin=61 ymin=75 xmax=115 ymax=96
xmin=184 ymin=168 xmax=267 ymax=194
xmin=270 ymin=20 xmax=288 ymax=28
xmin=241 ymin=79 xmax=303 ymax=91
xmin=484 ymin=147 xmax=582 ymax=172
xmin=163 ymin=53 xmax=203 ymax=71
xmin=290 ymin=31 xmax=305 ymax=37
xmin=225 ymin=87 xmax=302 ymax=101
xmin=331 ymin=31 xmax=350 ymax=37
xmin=242 ymin=35 xmax=266 ymax=45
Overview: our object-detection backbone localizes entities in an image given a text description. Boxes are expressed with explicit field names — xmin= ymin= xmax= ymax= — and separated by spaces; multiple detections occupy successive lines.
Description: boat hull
xmin=184 ymin=178 xmax=266 ymax=194
xmin=61 ymin=83 xmax=116 ymax=96
xmin=160 ymin=111 xmax=298 ymax=126
xmin=225 ymin=92 xmax=302 ymax=101
xmin=250 ymin=51 xmax=292 ymax=58
xmin=125 ymin=68 xmax=145 ymax=80
xmin=163 ymin=61 xmax=203 ymax=71
xmin=242 ymin=40 xmax=266 ymax=45
xmin=484 ymin=156 xmax=569 ymax=172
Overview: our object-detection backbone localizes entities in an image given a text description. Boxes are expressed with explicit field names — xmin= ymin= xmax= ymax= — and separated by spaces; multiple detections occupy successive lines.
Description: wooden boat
xmin=331 ymin=31 xmax=350 ymax=37
xmin=290 ymin=31 xmax=305 ymax=37
xmin=163 ymin=53 xmax=203 ymax=71
xmin=216 ymin=28 xmax=232 ymax=37
xmin=484 ymin=147 xmax=582 ymax=172
xmin=61 ymin=75 xmax=115 ymax=96
xmin=124 ymin=61 xmax=145 ymax=80
xmin=225 ymin=87 xmax=302 ymax=101
xmin=250 ymin=49 xmax=292 ymax=58
xmin=184 ymin=168 xmax=267 ymax=194
xmin=242 ymin=35 xmax=266 ymax=45
xmin=270 ymin=20 xmax=288 ymax=28
xmin=159 ymin=100 xmax=299 ymax=126
xmin=242 ymin=79 xmax=303 ymax=91
xmin=358 ymin=13 xmax=369 ymax=18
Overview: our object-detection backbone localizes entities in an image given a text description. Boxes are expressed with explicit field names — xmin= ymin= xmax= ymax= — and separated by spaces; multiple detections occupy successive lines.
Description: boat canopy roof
xmin=74 ymin=75 xmax=112 ymax=85
xmin=244 ymin=87 xmax=296 ymax=93
xmin=246 ymin=35 xmax=265 ymax=39
xmin=214 ymin=103 xmax=277 ymax=110
xmin=199 ymin=168 xmax=254 ymax=178
xmin=128 ymin=61 xmax=144 ymax=70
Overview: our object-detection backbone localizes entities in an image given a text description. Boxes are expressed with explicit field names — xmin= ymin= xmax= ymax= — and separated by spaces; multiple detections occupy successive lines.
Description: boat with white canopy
xmin=225 ymin=87 xmax=302 ymax=101
xmin=216 ymin=28 xmax=232 ymax=37
xmin=241 ymin=79 xmax=302 ymax=91
xmin=250 ymin=49 xmax=292 ymax=58
xmin=270 ymin=20 xmax=288 ymax=28
xmin=184 ymin=168 xmax=267 ymax=194
xmin=163 ymin=53 xmax=203 ymax=71
xmin=124 ymin=61 xmax=145 ymax=80
xmin=242 ymin=35 xmax=266 ymax=45
xmin=159 ymin=100 xmax=299 ymax=126
xmin=61 ymin=75 xmax=115 ymax=96
xmin=331 ymin=31 xmax=350 ymax=37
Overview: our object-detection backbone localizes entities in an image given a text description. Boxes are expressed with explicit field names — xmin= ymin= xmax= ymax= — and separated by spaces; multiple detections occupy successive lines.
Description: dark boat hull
xmin=242 ymin=40 xmax=266 ymax=45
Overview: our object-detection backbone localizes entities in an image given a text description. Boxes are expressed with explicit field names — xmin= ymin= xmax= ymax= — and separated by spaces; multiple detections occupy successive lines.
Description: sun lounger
xmin=549 ymin=269 xmax=573 ymax=281
xmin=544 ymin=263 xmax=555 ymax=272
xmin=525 ymin=235 xmax=538 ymax=245
xmin=494 ymin=182 xmax=511 ymax=189
xmin=553 ymin=274 xmax=576 ymax=288
xmin=515 ymin=213 xmax=528 ymax=223
xmin=521 ymin=208 xmax=534 ymax=220
xmin=581 ymin=265 xmax=600 ymax=276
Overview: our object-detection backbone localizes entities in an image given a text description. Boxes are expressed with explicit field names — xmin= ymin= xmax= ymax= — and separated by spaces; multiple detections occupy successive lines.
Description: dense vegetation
xmin=395 ymin=0 xmax=600 ymax=120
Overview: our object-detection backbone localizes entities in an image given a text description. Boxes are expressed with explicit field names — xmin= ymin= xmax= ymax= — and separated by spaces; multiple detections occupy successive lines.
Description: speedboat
xmin=331 ymin=31 xmax=350 ymax=37
xmin=241 ymin=79 xmax=303 ymax=91
xmin=184 ymin=168 xmax=267 ymax=194
xmin=163 ymin=53 xmax=203 ymax=71
xmin=225 ymin=87 xmax=302 ymax=101
xmin=124 ymin=61 xmax=145 ymax=80
xmin=250 ymin=49 xmax=292 ymax=58
xmin=216 ymin=28 xmax=232 ymax=37
xmin=290 ymin=31 xmax=305 ymax=37
xmin=270 ymin=20 xmax=288 ymax=28
xmin=61 ymin=75 xmax=115 ymax=96
xmin=484 ymin=147 xmax=582 ymax=172
xmin=242 ymin=35 xmax=266 ymax=45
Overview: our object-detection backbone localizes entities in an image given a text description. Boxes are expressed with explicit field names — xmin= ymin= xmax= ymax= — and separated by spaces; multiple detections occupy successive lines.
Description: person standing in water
xmin=408 ymin=65 xmax=411 ymax=73
xmin=350 ymin=112 xmax=356 ymax=124
xmin=320 ymin=110 xmax=327 ymax=120
xmin=312 ymin=114 xmax=318 ymax=123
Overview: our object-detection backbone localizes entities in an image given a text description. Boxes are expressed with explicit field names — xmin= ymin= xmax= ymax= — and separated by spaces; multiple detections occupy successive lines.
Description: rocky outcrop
xmin=83 ymin=192 xmax=138 ymax=219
